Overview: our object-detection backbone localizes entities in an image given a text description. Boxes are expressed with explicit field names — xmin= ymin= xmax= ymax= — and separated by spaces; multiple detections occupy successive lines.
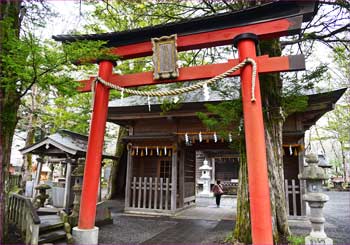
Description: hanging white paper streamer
xmin=145 ymin=147 xmax=148 ymax=156
xmin=229 ymin=133 xmax=232 ymax=142
xmin=238 ymin=119 xmax=243 ymax=133
xmin=289 ymin=145 xmax=292 ymax=155
xmin=203 ymin=83 xmax=210 ymax=101
xmin=214 ymin=132 xmax=217 ymax=142
xmin=148 ymin=96 xmax=151 ymax=112
xmin=185 ymin=133 xmax=189 ymax=144
xmin=164 ymin=147 xmax=167 ymax=155
xmin=136 ymin=146 xmax=139 ymax=155
xmin=199 ymin=132 xmax=202 ymax=142
xmin=156 ymin=146 xmax=159 ymax=156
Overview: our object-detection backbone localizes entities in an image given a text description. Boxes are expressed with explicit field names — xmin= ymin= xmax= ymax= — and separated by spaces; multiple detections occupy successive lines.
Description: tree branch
xmin=281 ymin=23 xmax=350 ymax=47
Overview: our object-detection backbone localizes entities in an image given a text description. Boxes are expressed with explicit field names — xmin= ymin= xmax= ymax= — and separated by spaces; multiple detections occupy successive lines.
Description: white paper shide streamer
xmin=203 ymin=83 xmax=210 ymax=101
xmin=229 ymin=133 xmax=232 ymax=142
xmin=213 ymin=132 xmax=217 ymax=143
xmin=148 ymin=96 xmax=151 ymax=112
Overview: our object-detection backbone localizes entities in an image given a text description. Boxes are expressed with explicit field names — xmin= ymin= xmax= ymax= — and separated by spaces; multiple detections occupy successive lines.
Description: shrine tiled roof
xmin=20 ymin=129 xmax=116 ymax=159
xmin=108 ymin=88 xmax=347 ymax=109
xmin=108 ymin=85 xmax=235 ymax=108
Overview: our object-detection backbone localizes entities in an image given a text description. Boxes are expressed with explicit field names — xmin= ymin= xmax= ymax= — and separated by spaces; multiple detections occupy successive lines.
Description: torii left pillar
xmin=72 ymin=60 xmax=114 ymax=245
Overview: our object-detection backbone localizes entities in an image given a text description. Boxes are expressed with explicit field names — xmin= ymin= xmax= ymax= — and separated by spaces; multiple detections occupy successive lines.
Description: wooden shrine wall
xmin=132 ymin=117 xmax=206 ymax=135
xmin=183 ymin=148 xmax=196 ymax=203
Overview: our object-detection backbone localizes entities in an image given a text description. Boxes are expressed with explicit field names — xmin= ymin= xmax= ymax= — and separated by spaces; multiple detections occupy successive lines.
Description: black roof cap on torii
xmin=52 ymin=1 xmax=318 ymax=47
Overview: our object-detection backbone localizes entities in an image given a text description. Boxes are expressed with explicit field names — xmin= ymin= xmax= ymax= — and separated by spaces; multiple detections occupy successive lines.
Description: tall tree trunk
xmin=265 ymin=118 xmax=290 ymax=242
xmin=106 ymin=126 xmax=127 ymax=199
xmin=233 ymin=136 xmax=251 ymax=243
xmin=340 ymin=144 xmax=347 ymax=184
xmin=260 ymin=39 xmax=290 ymax=242
xmin=0 ymin=95 xmax=20 ymax=242
xmin=21 ymin=85 xmax=37 ymax=189
xmin=0 ymin=0 xmax=22 ymax=242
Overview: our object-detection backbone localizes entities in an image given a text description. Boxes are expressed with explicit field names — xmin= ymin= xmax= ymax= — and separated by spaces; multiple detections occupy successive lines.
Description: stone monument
xmin=299 ymin=153 xmax=333 ymax=245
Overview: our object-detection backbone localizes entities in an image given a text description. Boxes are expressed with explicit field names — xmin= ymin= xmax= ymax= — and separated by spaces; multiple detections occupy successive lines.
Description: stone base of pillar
xmin=305 ymin=235 xmax=333 ymax=245
xmin=72 ymin=226 xmax=99 ymax=245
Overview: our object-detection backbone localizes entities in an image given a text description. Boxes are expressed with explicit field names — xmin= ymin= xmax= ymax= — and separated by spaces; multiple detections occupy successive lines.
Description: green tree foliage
xmin=325 ymin=104 xmax=350 ymax=174
xmin=308 ymin=46 xmax=349 ymax=183
xmin=0 ymin=1 xmax=117 ymax=241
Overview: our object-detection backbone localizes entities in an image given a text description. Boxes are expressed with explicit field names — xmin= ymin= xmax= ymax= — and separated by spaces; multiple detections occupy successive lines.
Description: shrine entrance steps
xmin=37 ymin=211 xmax=67 ymax=244
xmin=7 ymin=194 xmax=68 ymax=244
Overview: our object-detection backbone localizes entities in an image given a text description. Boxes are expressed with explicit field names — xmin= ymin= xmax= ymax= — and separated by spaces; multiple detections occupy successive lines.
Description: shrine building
xmin=107 ymin=88 xmax=345 ymax=216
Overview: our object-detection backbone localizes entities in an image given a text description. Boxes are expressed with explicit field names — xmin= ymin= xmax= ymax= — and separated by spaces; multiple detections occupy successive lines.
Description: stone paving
xmin=99 ymin=191 xmax=349 ymax=244
xmin=99 ymin=197 xmax=235 ymax=244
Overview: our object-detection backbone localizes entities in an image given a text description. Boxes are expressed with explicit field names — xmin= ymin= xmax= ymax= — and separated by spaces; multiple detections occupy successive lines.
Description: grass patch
xmin=223 ymin=232 xmax=245 ymax=245
xmin=288 ymin=235 xmax=305 ymax=245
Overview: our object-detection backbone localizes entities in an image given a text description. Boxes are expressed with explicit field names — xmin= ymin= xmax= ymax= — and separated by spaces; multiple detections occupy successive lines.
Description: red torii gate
xmin=53 ymin=2 xmax=318 ymax=244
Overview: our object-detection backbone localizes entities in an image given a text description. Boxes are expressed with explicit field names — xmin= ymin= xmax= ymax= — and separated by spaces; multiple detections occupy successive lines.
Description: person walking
xmin=212 ymin=180 xmax=224 ymax=207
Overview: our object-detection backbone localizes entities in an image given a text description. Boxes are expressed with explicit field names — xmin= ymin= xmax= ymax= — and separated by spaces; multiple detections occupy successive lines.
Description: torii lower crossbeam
xmin=78 ymin=55 xmax=304 ymax=92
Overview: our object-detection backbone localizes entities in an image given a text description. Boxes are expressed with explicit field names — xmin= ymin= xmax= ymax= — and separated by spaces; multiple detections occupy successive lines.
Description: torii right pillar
xmin=233 ymin=33 xmax=273 ymax=244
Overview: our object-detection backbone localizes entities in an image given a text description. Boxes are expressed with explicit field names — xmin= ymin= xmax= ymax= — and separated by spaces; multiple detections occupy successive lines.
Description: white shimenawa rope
xmin=91 ymin=57 xmax=257 ymax=107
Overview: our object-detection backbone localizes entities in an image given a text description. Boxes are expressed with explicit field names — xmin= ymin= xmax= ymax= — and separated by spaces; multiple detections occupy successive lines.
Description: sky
xmin=46 ymin=1 xmax=87 ymax=37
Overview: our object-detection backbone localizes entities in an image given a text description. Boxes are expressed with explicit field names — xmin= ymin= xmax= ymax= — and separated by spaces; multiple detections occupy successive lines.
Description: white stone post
xmin=63 ymin=158 xmax=73 ymax=212
xmin=32 ymin=157 xmax=43 ymax=198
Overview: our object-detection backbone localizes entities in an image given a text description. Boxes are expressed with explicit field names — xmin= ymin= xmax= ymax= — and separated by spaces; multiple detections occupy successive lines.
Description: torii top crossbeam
xmin=53 ymin=2 xmax=318 ymax=244
xmin=53 ymin=1 xmax=317 ymax=59
xmin=54 ymin=1 xmax=316 ymax=91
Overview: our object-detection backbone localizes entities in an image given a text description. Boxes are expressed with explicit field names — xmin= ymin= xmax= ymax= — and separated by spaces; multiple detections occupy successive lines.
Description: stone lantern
xmin=69 ymin=159 xmax=84 ymax=226
xmin=32 ymin=184 xmax=51 ymax=209
xmin=299 ymin=153 xmax=333 ymax=245
xmin=199 ymin=159 xmax=212 ymax=197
